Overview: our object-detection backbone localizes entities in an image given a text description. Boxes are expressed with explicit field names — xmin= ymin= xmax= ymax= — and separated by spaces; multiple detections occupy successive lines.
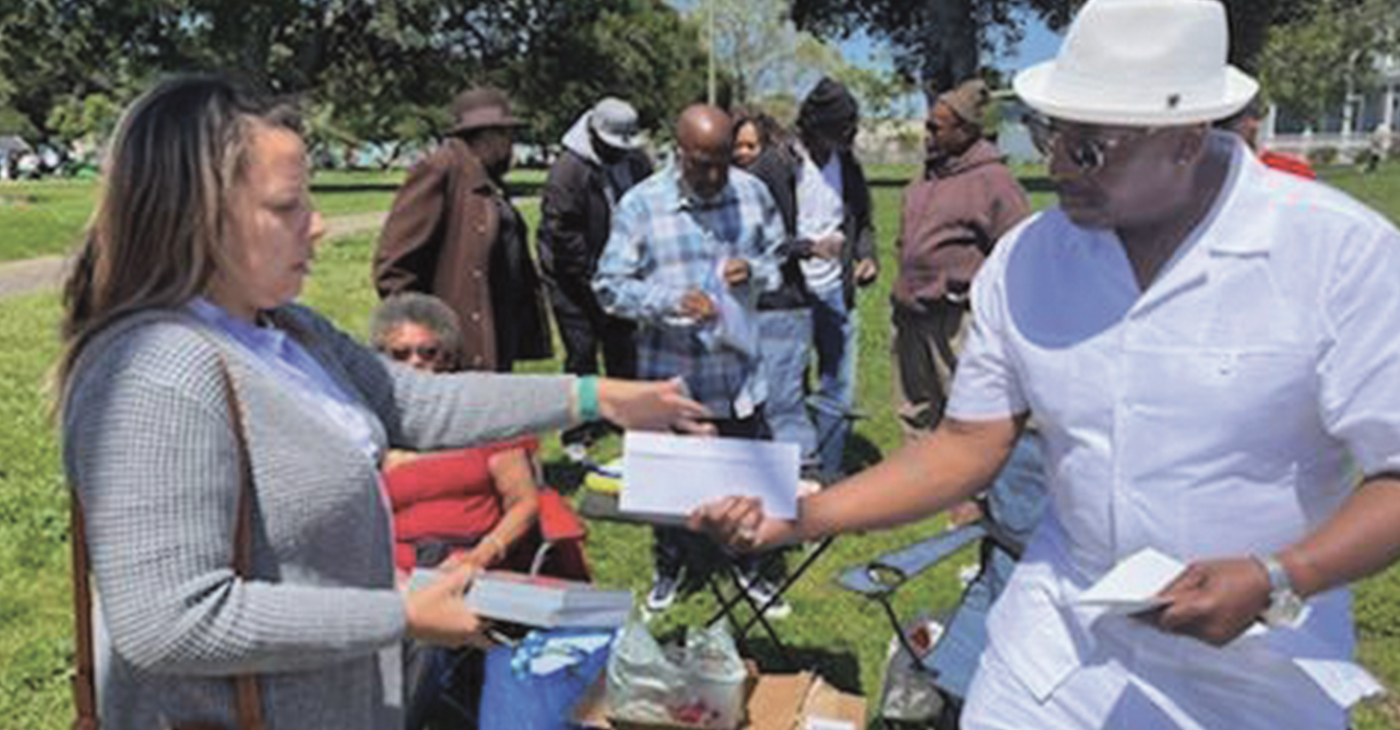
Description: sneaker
xmin=739 ymin=574 xmax=792 ymax=620
xmin=646 ymin=568 xmax=683 ymax=612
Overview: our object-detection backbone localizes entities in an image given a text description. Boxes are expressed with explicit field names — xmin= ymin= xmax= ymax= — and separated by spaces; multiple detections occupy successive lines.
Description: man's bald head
xmin=677 ymin=105 xmax=733 ymax=152
xmin=676 ymin=104 xmax=734 ymax=200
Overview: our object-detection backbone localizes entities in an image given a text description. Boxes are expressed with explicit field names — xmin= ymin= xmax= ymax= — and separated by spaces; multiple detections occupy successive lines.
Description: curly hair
xmin=369 ymin=293 xmax=466 ymax=371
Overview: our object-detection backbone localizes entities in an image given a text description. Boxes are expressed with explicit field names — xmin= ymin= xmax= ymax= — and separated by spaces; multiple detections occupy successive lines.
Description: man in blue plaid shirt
xmin=594 ymin=105 xmax=788 ymax=612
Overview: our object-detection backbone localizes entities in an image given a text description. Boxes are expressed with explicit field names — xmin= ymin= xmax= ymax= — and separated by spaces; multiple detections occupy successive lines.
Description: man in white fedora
xmin=690 ymin=0 xmax=1400 ymax=727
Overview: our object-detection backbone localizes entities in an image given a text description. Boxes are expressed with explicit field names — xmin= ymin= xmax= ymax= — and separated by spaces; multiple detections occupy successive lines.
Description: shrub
xmin=1307 ymin=145 xmax=1339 ymax=167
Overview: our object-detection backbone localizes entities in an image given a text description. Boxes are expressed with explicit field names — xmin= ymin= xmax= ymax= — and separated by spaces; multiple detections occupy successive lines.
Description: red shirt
xmin=1259 ymin=150 xmax=1317 ymax=179
xmin=383 ymin=436 xmax=538 ymax=571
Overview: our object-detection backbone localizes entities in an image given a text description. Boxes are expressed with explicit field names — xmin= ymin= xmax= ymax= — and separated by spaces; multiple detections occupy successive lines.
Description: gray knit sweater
xmin=62 ymin=305 xmax=577 ymax=729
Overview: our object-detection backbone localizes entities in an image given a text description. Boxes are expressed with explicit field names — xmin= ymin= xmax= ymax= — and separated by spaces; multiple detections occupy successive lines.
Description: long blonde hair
xmin=55 ymin=75 xmax=300 ymax=397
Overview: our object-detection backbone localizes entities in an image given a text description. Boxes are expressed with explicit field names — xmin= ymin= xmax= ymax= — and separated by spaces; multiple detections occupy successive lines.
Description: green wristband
xmin=577 ymin=376 xmax=601 ymax=422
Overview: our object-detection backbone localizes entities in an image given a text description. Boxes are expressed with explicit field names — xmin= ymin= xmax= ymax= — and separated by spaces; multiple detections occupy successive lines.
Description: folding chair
xmin=576 ymin=459 xmax=829 ymax=670
xmin=407 ymin=485 xmax=592 ymax=730
xmin=837 ymin=433 xmax=1048 ymax=728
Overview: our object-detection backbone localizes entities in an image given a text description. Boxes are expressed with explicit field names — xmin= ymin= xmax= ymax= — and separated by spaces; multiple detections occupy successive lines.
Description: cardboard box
xmin=573 ymin=667 xmax=865 ymax=730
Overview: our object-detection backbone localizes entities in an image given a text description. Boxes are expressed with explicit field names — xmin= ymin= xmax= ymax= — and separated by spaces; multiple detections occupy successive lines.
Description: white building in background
xmin=1263 ymin=53 xmax=1400 ymax=160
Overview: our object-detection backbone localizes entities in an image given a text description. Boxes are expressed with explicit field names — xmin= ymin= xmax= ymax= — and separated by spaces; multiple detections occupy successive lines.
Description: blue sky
xmin=840 ymin=13 xmax=1064 ymax=73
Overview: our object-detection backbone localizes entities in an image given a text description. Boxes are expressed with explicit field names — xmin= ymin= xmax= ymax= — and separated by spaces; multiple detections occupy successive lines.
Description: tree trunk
xmin=921 ymin=0 xmax=980 ymax=102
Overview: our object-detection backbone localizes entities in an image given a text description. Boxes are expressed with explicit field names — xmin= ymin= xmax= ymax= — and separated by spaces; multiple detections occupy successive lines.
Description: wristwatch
xmin=1258 ymin=554 xmax=1305 ymax=628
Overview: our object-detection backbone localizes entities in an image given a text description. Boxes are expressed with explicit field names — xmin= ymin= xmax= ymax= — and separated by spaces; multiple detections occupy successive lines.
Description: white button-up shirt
xmin=948 ymin=138 xmax=1400 ymax=725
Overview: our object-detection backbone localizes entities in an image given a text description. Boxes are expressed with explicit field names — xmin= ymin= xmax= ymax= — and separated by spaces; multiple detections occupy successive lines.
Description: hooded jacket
xmin=537 ymin=113 xmax=653 ymax=303
xmin=893 ymin=138 xmax=1030 ymax=310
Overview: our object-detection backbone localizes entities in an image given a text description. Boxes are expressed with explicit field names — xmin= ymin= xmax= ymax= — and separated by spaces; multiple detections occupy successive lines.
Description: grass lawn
xmin=2 ymin=162 xmax=1400 ymax=728
xmin=0 ymin=168 xmax=549 ymax=262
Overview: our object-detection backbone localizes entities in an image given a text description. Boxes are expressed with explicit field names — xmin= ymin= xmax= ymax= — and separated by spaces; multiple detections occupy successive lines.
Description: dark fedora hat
xmin=448 ymin=87 xmax=524 ymax=135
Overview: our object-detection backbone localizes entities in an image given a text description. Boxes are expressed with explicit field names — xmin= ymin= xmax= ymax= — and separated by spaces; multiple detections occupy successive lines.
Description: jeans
xmin=756 ymin=309 xmax=817 ymax=467
xmin=925 ymin=431 xmax=1048 ymax=701
xmin=808 ymin=285 xmax=859 ymax=478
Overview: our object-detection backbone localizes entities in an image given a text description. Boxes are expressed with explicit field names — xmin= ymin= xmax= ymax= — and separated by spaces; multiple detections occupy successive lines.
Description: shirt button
xmin=471 ymin=313 xmax=482 ymax=322
xmin=472 ymin=269 xmax=483 ymax=279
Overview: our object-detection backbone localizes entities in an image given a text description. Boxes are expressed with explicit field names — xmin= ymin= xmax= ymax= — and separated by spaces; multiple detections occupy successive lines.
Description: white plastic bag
xmin=878 ymin=616 xmax=947 ymax=722
xmin=606 ymin=616 xmax=747 ymax=729
xmin=697 ymin=259 xmax=758 ymax=359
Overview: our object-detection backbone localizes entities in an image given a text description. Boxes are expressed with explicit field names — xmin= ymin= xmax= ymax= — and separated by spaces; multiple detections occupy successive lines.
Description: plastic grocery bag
xmin=879 ymin=616 xmax=948 ymax=722
xmin=696 ymin=259 xmax=758 ymax=360
xmin=606 ymin=615 xmax=747 ymax=729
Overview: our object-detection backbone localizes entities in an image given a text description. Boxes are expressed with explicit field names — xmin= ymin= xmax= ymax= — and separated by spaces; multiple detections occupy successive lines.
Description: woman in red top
xmin=372 ymin=293 xmax=583 ymax=578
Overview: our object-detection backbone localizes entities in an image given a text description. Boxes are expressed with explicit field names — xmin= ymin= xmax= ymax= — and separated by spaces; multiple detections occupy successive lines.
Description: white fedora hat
xmin=1013 ymin=0 xmax=1258 ymax=126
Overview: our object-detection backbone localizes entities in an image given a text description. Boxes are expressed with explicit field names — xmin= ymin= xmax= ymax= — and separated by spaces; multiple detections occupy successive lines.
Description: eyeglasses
xmin=1025 ymin=113 xmax=1157 ymax=172
xmin=380 ymin=344 xmax=442 ymax=362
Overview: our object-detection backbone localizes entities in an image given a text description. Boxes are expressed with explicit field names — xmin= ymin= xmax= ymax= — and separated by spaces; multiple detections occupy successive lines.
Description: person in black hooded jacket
xmin=538 ymin=98 xmax=653 ymax=453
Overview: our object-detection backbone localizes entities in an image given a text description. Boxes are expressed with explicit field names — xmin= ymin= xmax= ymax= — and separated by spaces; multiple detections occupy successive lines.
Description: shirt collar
xmin=665 ymin=163 xmax=738 ymax=212
xmin=1203 ymin=134 xmax=1271 ymax=256
xmin=187 ymin=297 xmax=290 ymax=352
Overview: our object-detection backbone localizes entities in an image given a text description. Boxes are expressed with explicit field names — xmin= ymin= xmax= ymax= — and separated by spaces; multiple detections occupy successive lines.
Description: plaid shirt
xmin=593 ymin=165 xmax=784 ymax=417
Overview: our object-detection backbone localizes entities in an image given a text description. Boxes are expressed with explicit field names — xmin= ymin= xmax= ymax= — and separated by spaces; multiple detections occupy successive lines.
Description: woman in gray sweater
xmin=56 ymin=76 xmax=708 ymax=729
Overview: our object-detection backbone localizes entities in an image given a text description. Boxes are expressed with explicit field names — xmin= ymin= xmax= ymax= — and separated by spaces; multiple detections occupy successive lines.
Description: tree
xmin=1257 ymin=0 xmax=1399 ymax=129
xmin=787 ymin=0 xmax=1327 ymax=101
xmin=692 ymin=0 xmax=804 ymax=104
xmin=789 ymin=0 xmax=1076 ymax=99
xmin=495 ymin=0 xmax=715 ymax=150
xmin=0 ymin=0 xmax=719 ymax=161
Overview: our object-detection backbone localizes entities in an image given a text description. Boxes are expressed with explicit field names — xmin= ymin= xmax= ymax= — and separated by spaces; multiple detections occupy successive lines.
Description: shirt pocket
xmin=1123 ymin=345 xmax=1319 ymax=479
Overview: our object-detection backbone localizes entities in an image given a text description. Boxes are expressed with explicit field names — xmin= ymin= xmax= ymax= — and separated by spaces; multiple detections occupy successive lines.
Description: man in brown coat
xmin=374 ymin=87 xmax=552 ymax=372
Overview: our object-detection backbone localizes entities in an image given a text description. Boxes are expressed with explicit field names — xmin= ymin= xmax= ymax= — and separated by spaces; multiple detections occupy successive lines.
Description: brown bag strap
xmin=71 ymin=361 xmax=266 ymax=730
xmin=71 ymin=500 xmax=98 ymax=730
xmin=220 ymin=365 xmax=267 ymax=730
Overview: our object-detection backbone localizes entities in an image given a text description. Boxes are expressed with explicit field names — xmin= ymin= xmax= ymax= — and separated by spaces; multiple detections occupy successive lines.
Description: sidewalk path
xmin=0 ymin=211 xmax=388 ymax=301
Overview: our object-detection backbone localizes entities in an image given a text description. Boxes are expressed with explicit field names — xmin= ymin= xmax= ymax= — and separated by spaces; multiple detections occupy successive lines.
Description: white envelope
xmin=621 ymin=431 xmax=800 ymax=521
xmin=1076 ymin=548 xmax=1185 ymax=613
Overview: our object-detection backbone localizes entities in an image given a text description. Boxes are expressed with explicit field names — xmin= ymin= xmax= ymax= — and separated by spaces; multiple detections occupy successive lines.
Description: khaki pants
xmin=892 ymin=300 xmax=969 ymax=444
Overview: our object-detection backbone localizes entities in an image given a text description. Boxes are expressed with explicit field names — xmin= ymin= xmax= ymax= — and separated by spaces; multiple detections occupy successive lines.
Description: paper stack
xmin=622 ymin=431 xmax=800 ymax=521
xmin=465 ymin=571 xmax=633 ymax=629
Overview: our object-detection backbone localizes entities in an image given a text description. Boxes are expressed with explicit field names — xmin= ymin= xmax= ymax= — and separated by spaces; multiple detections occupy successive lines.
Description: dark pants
xmin=653 ymin=410 xmax=782 ymax=583
xmin=550 ymin=281 xmax=636 ymax=446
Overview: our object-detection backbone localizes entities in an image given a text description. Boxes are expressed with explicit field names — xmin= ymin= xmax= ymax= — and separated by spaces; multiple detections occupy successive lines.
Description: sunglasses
xmin=380 ymin=344 xmax=443 ymax=362
xmin=1026 ymin=113 xmax=1158 ymax=172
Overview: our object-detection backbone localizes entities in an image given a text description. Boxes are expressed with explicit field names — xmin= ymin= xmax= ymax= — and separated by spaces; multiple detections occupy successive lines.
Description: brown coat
xmin=892 ymin=139 xmax=1030 ymax=310
xmin=373 ymin=138 xmax=552 ymax=371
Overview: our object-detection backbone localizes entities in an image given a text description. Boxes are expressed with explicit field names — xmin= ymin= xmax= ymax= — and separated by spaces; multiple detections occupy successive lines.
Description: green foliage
xmin=498 ymin=0 xmax=713 ymax=148
xmin=1309 ymin=146 xmax=1342 ymax=167
xmin=1258 ymin=0 xmax=1399 ymax=130
xmin=44 ymin=93 xmax=120 ymax=153
xmin=0 ymin=0 xmax=715 ymax=161
xmin=790 ymin=0 xmax=1077 ymax=96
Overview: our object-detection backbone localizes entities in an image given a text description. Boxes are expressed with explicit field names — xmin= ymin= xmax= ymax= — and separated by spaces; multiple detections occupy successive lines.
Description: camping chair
xmin=407 ymin=485 xmax=592 ymax=730
xmin=577 ymin=457 xmax=832 ymax=670
xmin=838 ymin=433 xmax=1047 ymax=728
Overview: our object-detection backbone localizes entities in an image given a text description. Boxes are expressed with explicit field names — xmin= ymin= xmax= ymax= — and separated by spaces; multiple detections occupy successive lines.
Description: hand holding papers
xmin=1078 ymin=550 xmax=1383 ymax=710
xmin=464 ymin=571 xmax=633 ymax=629
xmin=1077 ymin=547 xmax=1184 ymax=614
xmin=622 ymin=431 xmax=800 ymax=523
